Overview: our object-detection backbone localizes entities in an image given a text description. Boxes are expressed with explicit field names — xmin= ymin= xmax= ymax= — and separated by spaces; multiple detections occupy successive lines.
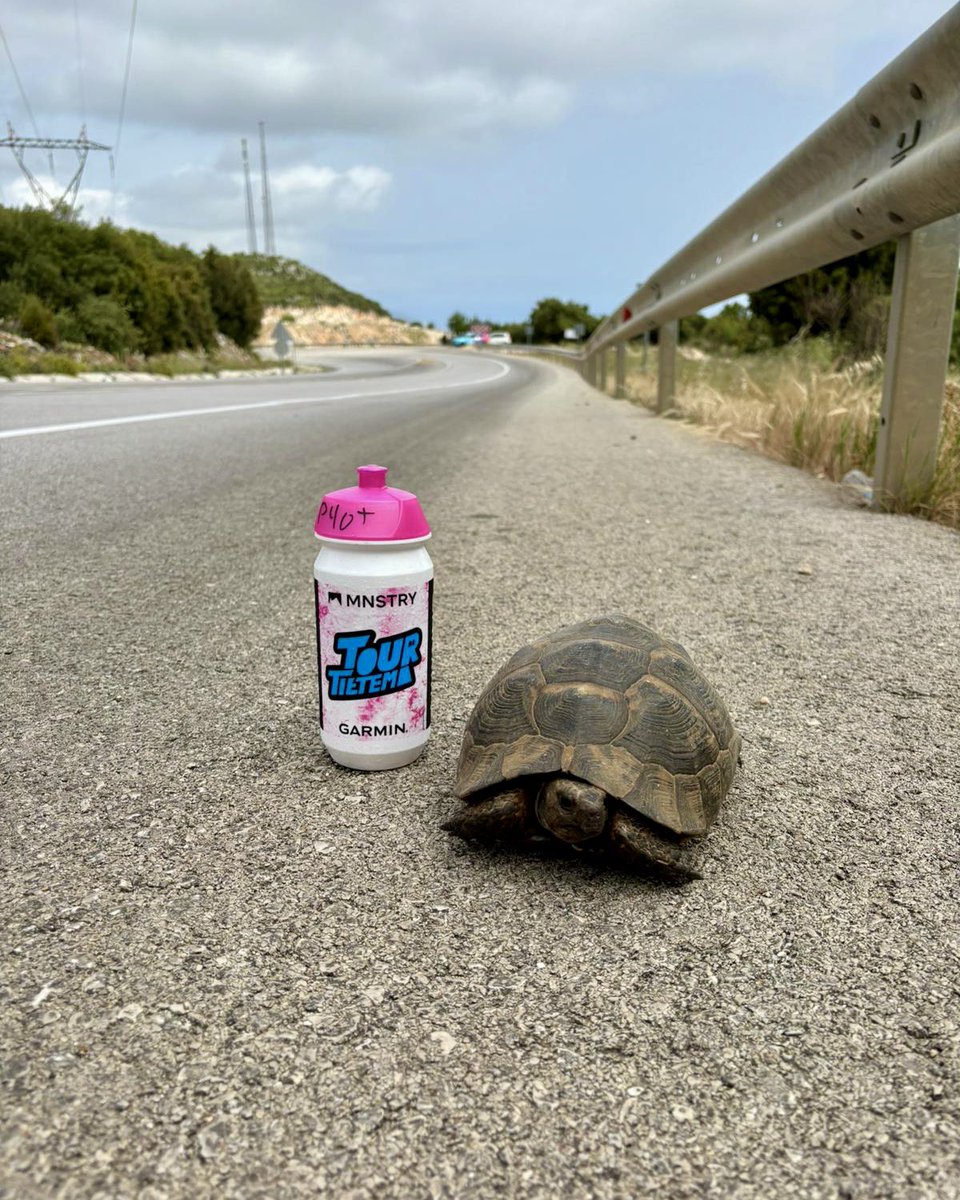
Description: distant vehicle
xmin=487 ymin=331 xmax=512 ymax=345
xmin=450 ymin=333 xmax=476 ymax=346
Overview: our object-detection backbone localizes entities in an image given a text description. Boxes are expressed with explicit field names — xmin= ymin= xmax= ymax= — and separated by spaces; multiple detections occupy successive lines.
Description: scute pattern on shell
xmin=455 ymin=613 xmax=740 ymax=837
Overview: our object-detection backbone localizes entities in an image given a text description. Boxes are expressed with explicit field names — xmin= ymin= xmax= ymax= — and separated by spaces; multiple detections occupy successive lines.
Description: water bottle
xmin=313 ymin=465 xmax=433 ymax=770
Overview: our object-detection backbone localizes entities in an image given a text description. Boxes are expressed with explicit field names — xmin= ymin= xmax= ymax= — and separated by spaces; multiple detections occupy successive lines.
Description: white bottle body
xmin=313 ymin=538 xmax=433 ymax=771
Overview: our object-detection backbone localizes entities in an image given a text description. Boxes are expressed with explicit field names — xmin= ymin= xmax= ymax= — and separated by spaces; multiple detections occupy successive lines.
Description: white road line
xmin=0 ymin=358 xmax=511 ymax=440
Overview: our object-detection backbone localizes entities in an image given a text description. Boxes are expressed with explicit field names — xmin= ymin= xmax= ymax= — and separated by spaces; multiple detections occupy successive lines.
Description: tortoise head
xmin=535 ymin=778 xmax=608 ymax=845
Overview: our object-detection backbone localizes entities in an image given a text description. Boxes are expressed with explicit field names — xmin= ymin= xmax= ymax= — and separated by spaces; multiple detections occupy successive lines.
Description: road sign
xmin=273 ymin=321 xmax=293 ymax=359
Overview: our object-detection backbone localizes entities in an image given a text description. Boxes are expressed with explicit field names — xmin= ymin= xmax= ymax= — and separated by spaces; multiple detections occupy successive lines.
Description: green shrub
xmin=0 ymin=348 xmax=79 ymax=375
xmin=238 ymin=253 xmax=387 ymax=315
xmin=0 ymin=280 xmax=25 ymax=319
xmin=36 ymin=352 xmax=79 ymax=375
xmin=19 ymin=294 xmax=59 ymax=347
xmin=54 ymin=309 xmax=85 ymax=344
xmin=76 ymin=295 xmax=140 ymax=355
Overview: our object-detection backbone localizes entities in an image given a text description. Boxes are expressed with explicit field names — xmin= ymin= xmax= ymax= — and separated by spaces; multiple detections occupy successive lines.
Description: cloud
xmin=4 ymin=0 xmax=948 ymax=142
xmin=270 ymin=165 xmax=392 ymax=215
xmin=117 ymin=158 xmax=392 ymax=254
xmin=0 ymin=152 xmax=390 ymax=260
xmin=3 ymin=2 xmax=571 ymax=139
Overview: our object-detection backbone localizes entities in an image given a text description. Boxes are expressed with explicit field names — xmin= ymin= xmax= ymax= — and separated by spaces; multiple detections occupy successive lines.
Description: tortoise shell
xmin=455 ymin=613 xmax=740 ymax=837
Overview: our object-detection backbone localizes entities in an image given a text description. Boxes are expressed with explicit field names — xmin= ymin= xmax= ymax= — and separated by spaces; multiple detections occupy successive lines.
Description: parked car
xmin=450 ymin=333 xmax=476 ymax=346
xmin=487 ymin=331 xmax=512 ymax=345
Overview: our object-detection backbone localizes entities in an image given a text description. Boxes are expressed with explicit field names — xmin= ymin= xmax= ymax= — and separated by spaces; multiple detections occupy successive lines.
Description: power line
xmin=113 ymin=0 xmax=138 ymax=164
xmin=0 ymin=19 xmax=56 ymax=175
xmin=0 ymin=19 xmax=41 ymax=137
xmin=73 ymin=0 xmax=86 ymax=124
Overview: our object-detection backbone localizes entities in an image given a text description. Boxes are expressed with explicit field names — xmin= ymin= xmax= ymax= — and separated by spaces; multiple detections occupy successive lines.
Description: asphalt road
xmin=2 ymin=350 xmax=958 ymax=1199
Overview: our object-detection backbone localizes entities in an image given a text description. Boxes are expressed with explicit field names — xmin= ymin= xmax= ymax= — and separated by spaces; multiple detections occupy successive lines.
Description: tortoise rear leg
xmin=606 ymin=808 xmax=702 ymax=882
xmin=442 ymin=787 xmax=533 ymax=843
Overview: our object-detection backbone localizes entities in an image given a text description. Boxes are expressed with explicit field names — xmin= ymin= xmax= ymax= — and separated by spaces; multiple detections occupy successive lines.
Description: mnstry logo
xmin=327 ymin=591 xmax=416 ymax=608
xmin=325 ymin=627 xmax=423 ymax=699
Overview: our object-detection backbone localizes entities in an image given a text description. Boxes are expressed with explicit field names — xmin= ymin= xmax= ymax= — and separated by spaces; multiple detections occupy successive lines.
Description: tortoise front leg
xmin=442 ymin=787 xmax=533 ymax=843
xmin=606 ymin=809 xmax=702 ymax=882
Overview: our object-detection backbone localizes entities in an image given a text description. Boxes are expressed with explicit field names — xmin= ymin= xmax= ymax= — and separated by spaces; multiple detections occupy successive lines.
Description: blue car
xmin=450 ymin=334 xmax=476 ymax=346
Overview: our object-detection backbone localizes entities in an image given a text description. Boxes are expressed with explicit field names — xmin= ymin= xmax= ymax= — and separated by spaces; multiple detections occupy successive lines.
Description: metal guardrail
xmin=582 ymin=4 xmax=960 ymax=509
xmin=498 ymin=344 xmax=581 ymax=358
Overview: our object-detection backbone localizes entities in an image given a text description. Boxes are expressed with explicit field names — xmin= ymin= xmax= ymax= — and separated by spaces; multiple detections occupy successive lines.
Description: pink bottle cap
xmin=314 ymin=464 xmax=431 ymax=542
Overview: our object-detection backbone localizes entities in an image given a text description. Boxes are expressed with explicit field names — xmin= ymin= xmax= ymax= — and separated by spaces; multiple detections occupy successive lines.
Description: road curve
xmin=0 ymin=348 xmax=505 ymax=438
xmin=1 ymin=349 xmax=958 ymax=1198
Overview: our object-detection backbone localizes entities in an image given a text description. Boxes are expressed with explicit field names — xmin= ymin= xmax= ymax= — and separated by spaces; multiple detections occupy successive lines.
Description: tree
xmin=202 ymin=249 xmax=263 ymax=348
xmin=447 ymin=311 xmax=470 ymax=335
xmin=749 ymin=242 xmax=898 ymax=356
xmin=681 ymin=303 xmax=771 ymax=354
xmin=0 ymin=204 xmax=270 ymax=359
xmin=528 ymin=298 xmax=602 ymax=343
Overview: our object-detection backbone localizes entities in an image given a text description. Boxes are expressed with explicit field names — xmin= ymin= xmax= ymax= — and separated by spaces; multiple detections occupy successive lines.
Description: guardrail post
xmin=873 ymin=213 xmax=960 ymax=510
xmin=584 ymin=354 xmax=596 ymax=387
xmin=598 ymin=349 xmax=609 ymax=393
xmin=656 ymin=320 xmax=678 ymax=414
xmin=614 ymin=343 xmax=626 ymax=398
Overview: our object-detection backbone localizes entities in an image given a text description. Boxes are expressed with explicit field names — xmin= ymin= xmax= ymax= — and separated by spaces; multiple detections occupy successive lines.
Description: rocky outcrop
xmin=256 ymin=306 xmax=444 ymax=348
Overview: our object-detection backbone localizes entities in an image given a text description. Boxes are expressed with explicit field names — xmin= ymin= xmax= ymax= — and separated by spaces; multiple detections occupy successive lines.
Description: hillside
xmin=238 ymin=254 xmax=389 ymax=316
xmin=256 ymin=304 xmax=443 ymax=348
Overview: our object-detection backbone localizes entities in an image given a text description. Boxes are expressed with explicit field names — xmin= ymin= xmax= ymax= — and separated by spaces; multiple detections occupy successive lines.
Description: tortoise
xmin=443 ymin=614 xmax=740 ymax=880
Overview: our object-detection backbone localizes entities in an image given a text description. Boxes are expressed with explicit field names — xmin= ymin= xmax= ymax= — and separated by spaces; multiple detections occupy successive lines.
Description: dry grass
xmin=934 ymin=382 xmax=960 ymax=529
xmin=616 ymin=342 xmax=960 ymax=530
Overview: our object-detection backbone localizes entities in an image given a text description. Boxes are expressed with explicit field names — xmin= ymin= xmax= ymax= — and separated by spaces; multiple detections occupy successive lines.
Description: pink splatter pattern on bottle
xmin=316 ymin=582 xmax=431 ymax=742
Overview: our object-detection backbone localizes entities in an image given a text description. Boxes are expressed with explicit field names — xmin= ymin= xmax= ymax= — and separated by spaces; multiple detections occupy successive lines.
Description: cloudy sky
xmin=0 ymin=0 xmax=951 ymax=325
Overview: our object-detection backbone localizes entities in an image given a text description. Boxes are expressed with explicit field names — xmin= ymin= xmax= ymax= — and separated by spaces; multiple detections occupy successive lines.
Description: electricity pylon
xmin=240 ymin=137 xmax=257 ymax=253
xmin=258 ymin=121 xmax=276 ymax=256
xmin=1 ymin=124 xmax=110 ymax=217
